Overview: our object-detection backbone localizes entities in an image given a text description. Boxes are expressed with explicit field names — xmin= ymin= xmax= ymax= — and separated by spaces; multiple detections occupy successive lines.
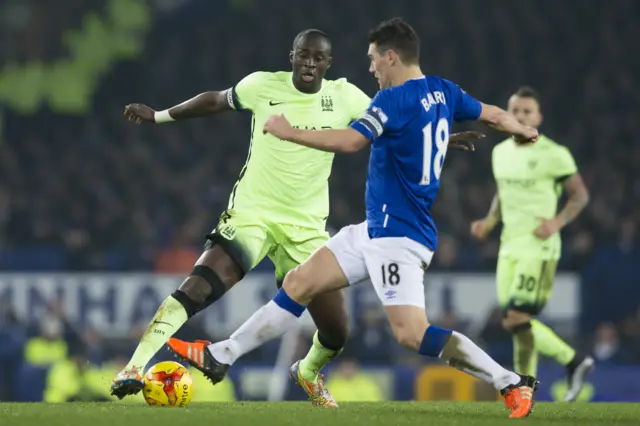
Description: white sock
xmin=440 ymin=331 xmax=520 ymax=390
xmin=447 ymin=360 xmax=494 ymax=384
xmin=207 ymin=300 xmax=300 ymax=365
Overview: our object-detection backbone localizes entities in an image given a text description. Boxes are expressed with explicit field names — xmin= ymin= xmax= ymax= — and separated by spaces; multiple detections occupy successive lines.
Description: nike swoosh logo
xmin=269 ymin=101 xmax=284 ymax=106
xmin=152 ymin=320 xmax=172 ymax=326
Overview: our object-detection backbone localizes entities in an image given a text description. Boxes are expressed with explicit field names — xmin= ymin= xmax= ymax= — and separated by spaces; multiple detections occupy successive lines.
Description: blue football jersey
xmin=350 ymin=76 xmax=481 ymax=250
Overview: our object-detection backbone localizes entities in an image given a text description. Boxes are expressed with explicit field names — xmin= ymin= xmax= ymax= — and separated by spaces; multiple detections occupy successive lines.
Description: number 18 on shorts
xmin=326 ymin=222 xmax=434 ymax=308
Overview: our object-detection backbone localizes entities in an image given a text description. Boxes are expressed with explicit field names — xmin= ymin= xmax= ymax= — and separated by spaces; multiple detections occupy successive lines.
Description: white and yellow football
xmin=143 ymin=361 xmax=193 ymax=407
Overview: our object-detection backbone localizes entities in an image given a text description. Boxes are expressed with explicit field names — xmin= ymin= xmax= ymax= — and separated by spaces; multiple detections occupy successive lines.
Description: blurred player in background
xmin=112 ymin=28 xmax=480 ymax=405
xmin=170 ymin=18 xmax=541 ymax=418
xmin=470 ymin=87 xmax=593 ymax=402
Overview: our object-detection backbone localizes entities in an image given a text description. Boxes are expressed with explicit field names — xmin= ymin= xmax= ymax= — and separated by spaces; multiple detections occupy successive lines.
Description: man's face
xmin=368 ymin=43 xmax=393 ymax=89
xmin=290 ymin=36 xmax=332 ymax=93
xmin=507 ymin=95 xmax=542 ymax=128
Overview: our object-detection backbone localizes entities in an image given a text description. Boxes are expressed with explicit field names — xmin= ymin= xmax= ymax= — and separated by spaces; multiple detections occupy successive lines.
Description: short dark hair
xmin=513 ymin=86 xmax=541 ymax=104
xmin=293 ymin=29 xmax=331 ymax=49
xmin=368 ymin=17 xmax=420 ymax=65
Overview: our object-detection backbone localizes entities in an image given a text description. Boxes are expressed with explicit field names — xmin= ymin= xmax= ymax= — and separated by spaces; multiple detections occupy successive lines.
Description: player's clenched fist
xmin=263 ymin=114 xmax=294 ymax=140
xmin=513 ymin=126 xmax=539 ymax=144
xmin=124 ymin=103 xmax=156 ymax=124
xmin=470 ymin=219 xmax=492 ymax=240
xmin=533 ymin=217 xmax=562 ymax=240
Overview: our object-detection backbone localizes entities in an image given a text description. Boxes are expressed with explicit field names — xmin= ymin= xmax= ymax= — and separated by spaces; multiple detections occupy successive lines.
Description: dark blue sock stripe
xmin=273 ymin=289 xmax=306 ymax=318
xmin=419 ymin=325 xmax=453 ymax=357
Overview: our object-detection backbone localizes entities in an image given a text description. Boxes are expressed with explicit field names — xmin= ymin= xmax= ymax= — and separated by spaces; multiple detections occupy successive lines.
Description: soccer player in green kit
xmin=111 ymin=28 xmax=481 ymax=405
xmin=110 ymin=29 xmax=367 ymax=406
xmin=471 ymin=87 xmax=594 ymax=402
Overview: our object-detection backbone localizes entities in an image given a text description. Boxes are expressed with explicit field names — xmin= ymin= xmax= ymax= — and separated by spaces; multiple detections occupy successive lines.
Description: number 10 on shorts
xmin=381 ymin=263 xmax=401 ymax=287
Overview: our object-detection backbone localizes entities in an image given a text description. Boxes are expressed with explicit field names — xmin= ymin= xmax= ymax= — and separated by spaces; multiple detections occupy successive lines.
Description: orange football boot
xmin=167 ymin=338 xmax=229 ymax=384
xmin=501 ymin=374 xmax=539 ymax=419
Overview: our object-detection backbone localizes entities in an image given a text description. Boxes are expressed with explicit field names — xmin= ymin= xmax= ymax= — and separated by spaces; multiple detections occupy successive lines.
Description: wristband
xmin=154 ymin=110 xmax=175 ymax=123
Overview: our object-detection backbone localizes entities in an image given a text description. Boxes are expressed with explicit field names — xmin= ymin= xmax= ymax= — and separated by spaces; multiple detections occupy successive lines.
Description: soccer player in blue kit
xmin=169 ymin=18 xmax=540 ymax=418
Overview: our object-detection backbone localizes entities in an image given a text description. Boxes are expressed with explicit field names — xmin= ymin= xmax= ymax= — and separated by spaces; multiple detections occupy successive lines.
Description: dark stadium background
xmin=0 ymin=0 xmax=638 ymax=403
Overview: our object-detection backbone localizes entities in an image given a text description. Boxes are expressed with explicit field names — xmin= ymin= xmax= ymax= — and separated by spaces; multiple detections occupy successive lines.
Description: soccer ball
xmin=143 ymin=361 xmax=193 ymax=407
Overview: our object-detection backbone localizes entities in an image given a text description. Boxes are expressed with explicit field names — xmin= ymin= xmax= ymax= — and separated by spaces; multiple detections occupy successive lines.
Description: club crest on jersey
xmin=371 ymin=106 xmax=388 ymax=124
xmin=528 ymin=160 xmax=538 ymax=169
xmin=218 ymin=224 xmax=236 ymax=240
xmin=321 ymin=96 xmax=333 ymax=112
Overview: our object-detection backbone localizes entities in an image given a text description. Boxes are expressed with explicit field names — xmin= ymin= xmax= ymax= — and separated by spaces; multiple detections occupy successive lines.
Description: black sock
xmin=566 ymin=354 xmax=585 ymax=371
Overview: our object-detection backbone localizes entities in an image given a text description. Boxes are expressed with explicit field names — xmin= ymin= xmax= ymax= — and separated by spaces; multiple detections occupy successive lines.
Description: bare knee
xmin=502 ymin=309 xmax=532 ymax=331
xmin=179 ymin=276 xmax=221 ymax=304
xmin=176 ymin=246 xmax=242 ymax=308
xmin=282 ymin=267 xmax=316 ymax=304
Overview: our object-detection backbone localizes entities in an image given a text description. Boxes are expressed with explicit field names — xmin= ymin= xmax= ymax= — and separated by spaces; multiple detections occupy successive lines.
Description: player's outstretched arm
xmin=477 ymin=103 xmax=538 ymax=143
xmin=263 ymin=115 xmax=369 ymax=153
xmin=123 ymin=91 xmax=233 ymax=124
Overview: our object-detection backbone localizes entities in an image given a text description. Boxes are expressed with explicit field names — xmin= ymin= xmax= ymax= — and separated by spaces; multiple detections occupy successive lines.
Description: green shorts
xmin=496 ymin=255 xmax=558 ymax=315
xmin=205 ymin=209 xmax=329 ymax=282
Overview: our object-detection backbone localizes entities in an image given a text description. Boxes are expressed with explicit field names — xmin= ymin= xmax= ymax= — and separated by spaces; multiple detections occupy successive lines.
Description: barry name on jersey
xmin=420 ymin=91 xmax=447 ymax=112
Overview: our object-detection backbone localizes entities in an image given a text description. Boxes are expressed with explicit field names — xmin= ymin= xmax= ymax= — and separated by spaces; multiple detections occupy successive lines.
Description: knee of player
xmin=177 ymin=265 xmax=231 ymax=308
xmin=502 ymin=309 xmax=532 ymax=331
xmin=178 ymin=276 xmax=213 ymax=304
xmin=282 ymin=268 xmax=316 ymax=298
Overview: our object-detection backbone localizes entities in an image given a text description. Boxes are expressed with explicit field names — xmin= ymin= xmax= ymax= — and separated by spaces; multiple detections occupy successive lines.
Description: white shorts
xmin=326 ymin=222 xmax=434 ymax=308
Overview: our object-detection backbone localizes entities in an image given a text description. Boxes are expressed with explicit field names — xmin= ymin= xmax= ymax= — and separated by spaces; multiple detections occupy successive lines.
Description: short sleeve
xmin=350 ymin=90 xmax=392 ymax=140
xmin=442 ymin=79 xmax=481 ymax=122
xmin=551 ymin=146 xmax=578 ymax=181
xmin=228 ymin=72 xmax=266 ymax=111
xmin=344 ymin=83 xmax=372 ymax=121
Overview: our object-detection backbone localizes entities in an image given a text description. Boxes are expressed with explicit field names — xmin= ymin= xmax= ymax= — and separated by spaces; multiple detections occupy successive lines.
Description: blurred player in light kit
xmin=471 ymin=87 xmax=593 ymax=402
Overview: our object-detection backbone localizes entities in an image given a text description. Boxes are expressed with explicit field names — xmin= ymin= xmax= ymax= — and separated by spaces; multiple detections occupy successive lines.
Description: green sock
xmin=531 ymin=319 xmax=575 ymax=366
xmin=125 ymin=295 xmax=189 ymax=372
xmin=298 ymin=331 xmax=343 ymax=383
xmin=513 ymin=326 xmax=537 ymax=376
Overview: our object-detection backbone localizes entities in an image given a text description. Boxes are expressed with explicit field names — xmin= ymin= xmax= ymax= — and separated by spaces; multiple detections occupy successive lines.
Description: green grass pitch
xmin=2 ymin=402 xmax=639 ymax=426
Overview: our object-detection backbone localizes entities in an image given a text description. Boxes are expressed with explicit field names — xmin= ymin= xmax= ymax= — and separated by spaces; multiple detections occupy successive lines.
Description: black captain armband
xmin=356 ymin=107 xmax=387 ymax=138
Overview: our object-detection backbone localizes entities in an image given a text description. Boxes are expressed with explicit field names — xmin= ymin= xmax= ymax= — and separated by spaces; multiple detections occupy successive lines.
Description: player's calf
xmin=307 ymin=291 xmax=350 ymax=350
xmin=297 ymin=291 xmax=350 ymax=385
xmin=502 ymin=309 xmax=532 ymax=331
xmin=386 ymin=305 xmax=430 ymax=350
xmin=503 ymin=309 xmax=537 ymax=376
xmin=384 ymin=304 xmax=534 ymax=414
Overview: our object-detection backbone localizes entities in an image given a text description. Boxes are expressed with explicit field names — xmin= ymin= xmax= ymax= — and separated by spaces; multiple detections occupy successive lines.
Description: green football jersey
xmin=226 ymin=71 xmax=371 ymax=229
xmin=492 ymin=135 xmax=578 ymax=259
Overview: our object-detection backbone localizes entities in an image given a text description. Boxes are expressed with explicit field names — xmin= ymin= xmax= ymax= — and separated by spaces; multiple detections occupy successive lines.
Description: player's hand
xmin=263 ymin=114 xmax=294 ymax=140
xmin=533 ymin=218 xmax=562 ymax=239
xmin=448 ymin=131 xmax=485 ymax=151
xmin=470 ymin=219 xmax=492 ymax=240
xmin=124 ymin=103 xmax=156 ymax=124
xmin=513 ymin=126 xmax=539 ymax=145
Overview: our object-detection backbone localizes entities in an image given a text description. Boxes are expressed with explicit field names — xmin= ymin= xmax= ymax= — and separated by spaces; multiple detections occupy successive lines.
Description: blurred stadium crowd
xmin=0 ymin=0 xmax=639 ymax=402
